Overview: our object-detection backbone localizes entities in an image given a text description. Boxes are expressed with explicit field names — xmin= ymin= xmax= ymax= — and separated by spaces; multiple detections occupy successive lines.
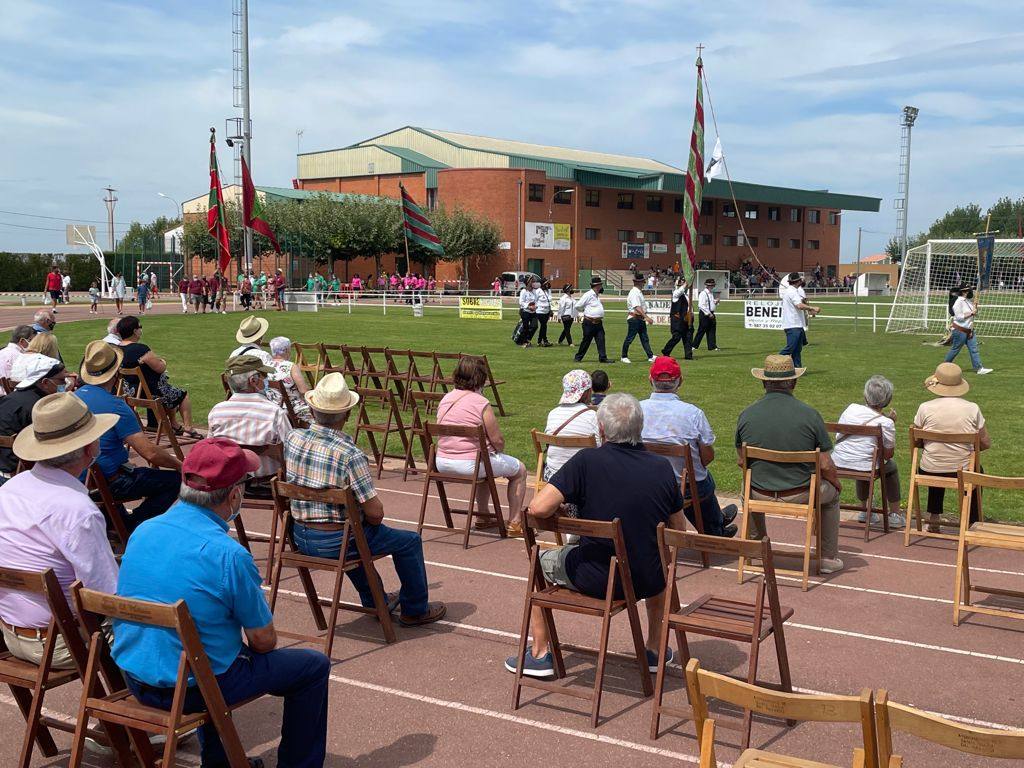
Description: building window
xmin=674 ymin=198 xmax=683 ymax=214
xmin=808 ymin=209 xmax=821 ymax=224
xmin=702 ymin=200 xmax=714 ymax=216
xmin=747 ymin=236 xmax=759 ymax=247
xmin=646 ymin=195 xmax=663 ymax=212
xmin=722 ymin=202 xmax=736 ymax=218
xmin=767 ymin=237 xmax=780 ymax=248
xmin=723 ymin=235 xmax=738 ymax=246
xmin=808 ymin=239 xmax=820 ymax=250
xmin=789 ymin=238 xmax=800 ymax=249
xmin=585 ymin=189 xmax=600 ymax=207
xmin=426 ymin=188 xmax=437 ymax=211
xmin=585 ymin=228 xmax=600 ymax=240
xmin=674 ymin=232 xmax=683 ymax=244
xmin=645 ymin=231 xmax=663 ymax=243
xmin=553 ymin=187 xmax=573 ymax=205
xmin=768 ymin=206 xmax=780 ymax=221
xmin=528 ymin=184 xmax=544 ymax=202
xmin=699 ymin=234 xmax=713 ymax=246
xmin=617 ymin=229 xmax=631 ymax=242
xmin=617 ymin=193 xmax=634 ymax=210
xmin=744 ymin=204 xmax=759 ymax=220
xmin=829 ymin=211 xmax=839 ymax=225
xmin=790 ymin=208 xmax=801 ymax=223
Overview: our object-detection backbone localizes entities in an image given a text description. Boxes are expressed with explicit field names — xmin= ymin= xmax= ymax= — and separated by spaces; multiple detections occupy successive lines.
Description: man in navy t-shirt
xmin=505 ymin=393 xmax=686 ymax=679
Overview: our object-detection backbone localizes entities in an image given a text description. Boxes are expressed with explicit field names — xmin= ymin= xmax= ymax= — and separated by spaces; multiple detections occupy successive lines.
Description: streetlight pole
xmin=855 ymin=225 xmax=862 ymax=329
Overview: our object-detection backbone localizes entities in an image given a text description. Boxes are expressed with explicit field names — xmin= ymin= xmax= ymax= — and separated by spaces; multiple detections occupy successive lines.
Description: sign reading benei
xmin=458 ymin=296 xmax=504 ymax=320
xmin=621 ymin=242 xmax=650 ymax=260
xmin=524 ymin=222 xmax=571 ymax=250
xmin=744 ymin=300 xmax=784 ymax=330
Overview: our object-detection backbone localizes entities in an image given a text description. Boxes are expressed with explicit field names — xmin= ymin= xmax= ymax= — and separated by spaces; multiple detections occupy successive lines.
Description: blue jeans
xmin=685 ymin=474 xmax=727 ymax=535
xmin=945 ymin=328 xmax=983 ymax=371
xmin=292 ymin=521 xmax=429 ymax=616
xmin=125 ymin=647 xmax=330 ymax=768
xmin=780 ymin=327 xmax=807 ymax=367
xmin=621 ymin=317 xmax=654 ymax=359
xmin=106 ymin=466 xmax=181 ymax=533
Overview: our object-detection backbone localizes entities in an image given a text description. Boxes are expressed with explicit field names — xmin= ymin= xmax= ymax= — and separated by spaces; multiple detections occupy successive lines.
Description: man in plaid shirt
xmin=285 ymin=373 xmax=446 ymax=626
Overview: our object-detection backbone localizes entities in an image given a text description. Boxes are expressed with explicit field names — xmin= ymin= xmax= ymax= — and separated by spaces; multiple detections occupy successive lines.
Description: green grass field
xmin=53 ymin=301 xmax=1024 ymax=520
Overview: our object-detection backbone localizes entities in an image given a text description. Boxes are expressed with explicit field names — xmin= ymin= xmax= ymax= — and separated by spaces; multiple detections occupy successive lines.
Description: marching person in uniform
xmin=517 ymin=279 xmax=540 ymax=348
xmin=573 ymin=276 xmax=612 ymax=364
xmin=661 ymin=276 xmax=693 ymax=360
xmin=691 ymin=278 xmax=721 ymax=351
xmin=945 ymin=286 xmax=993 ymax=375
xmin=556 ymin=284 xmax=576 ymax=346
xmin=535 ymin=279 xmax=553 ymax=347
xmin=780 ymin=272 xmax=820 ymax=368
xmin=620 ymin=274 xmax=655 ymax=364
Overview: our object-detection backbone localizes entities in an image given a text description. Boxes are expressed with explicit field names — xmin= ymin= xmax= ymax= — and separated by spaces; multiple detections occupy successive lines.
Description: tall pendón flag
xmin=679 ymin=56 xmax=705 ymax=282
xmin=399 ymin=183 xmax=444 ymax=255
xmin=242 ymin=156 xmax=281 ymax=254
xmin=207 ymin=129 xmax=232 ymax=274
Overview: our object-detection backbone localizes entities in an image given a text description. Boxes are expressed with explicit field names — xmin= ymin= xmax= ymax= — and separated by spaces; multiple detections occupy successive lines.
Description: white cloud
xmin=0 ymin=107 xmax=76 ymax=128
xmin=267 ymin=16 xmax=381 ymax=54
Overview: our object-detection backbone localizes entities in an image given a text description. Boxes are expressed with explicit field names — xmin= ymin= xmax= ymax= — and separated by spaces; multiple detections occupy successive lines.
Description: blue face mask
xmin=56 ymin=384 xmax=67 ymax=393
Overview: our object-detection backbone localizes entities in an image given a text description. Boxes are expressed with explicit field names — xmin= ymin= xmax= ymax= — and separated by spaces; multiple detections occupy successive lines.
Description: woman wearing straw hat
xmin=230 ymin=315 xmax=274 ymax=366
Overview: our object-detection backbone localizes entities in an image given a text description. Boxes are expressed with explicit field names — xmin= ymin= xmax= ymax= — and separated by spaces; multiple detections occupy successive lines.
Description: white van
xmin=500 ymin=271 xmax=541 ymax=295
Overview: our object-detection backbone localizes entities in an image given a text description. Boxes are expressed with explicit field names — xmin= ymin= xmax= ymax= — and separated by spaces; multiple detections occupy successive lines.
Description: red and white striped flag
xmin=679 ymin=56 xmax=705 ymax=282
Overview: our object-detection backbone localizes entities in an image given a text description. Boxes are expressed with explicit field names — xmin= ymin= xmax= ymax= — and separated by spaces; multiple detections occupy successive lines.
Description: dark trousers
xmin=240 ymin=292 xmax=252 ymax=310
xmin=106 ymin=466 xmax=181 ymax=533
xmin=518 ymin=309 xmax=537 ymax=343
xmin=780 ymin=327 xmax=807 ymax=367
xmin=692 ymin=313 xmax=717 ymax=350
xmin=921 ymin=468 xmax=981 ymax=522
xmin=536 ymin=312 xmax=550 ymax=344
xmin=621 ymin=317 xmax=654 ymax=359
xmin=662 ymin=324 xmax=693 ymax=359
xmin=558 ymin=317 xmax=574 ymax=345
xmin=574 ymin=318 xmax=607 ymax=362
xmin=685 ymin=474 xmax=727 ymax=535
xmin=125 ymin=647 xmax=330 ymax=768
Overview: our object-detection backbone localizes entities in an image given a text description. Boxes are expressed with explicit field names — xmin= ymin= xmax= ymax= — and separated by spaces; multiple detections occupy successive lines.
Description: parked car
xmin=500 ymin=271 xmax=541 ymax=296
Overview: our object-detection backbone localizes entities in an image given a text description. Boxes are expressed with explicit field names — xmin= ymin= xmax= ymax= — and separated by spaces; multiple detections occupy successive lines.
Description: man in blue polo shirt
xmin=504 ymin=393 xmax=686 ymax=679
xmin=113 ymin=437 xmax=330 ymax=768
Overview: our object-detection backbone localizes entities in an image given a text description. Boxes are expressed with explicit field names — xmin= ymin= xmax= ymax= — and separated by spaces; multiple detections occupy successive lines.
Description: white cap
xmin=12 ymin=354 xmax=62 ymax=390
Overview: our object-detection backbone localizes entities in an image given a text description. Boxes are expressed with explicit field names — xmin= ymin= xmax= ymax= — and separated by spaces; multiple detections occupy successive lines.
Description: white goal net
xmin=885 ymin=239 xmax=1024 ymax=337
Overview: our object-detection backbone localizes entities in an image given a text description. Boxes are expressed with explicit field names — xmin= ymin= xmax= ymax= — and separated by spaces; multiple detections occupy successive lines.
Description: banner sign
xmin=553 ymin=223 xmax=571 ymax=249
xmin=976 ymin=234 xmax=995 ymax=289
xmin=525 ymin=222 xmax=570 ymax=250
xmin=459 ymin=296 xmax=504 ymax=320
xmin=647 ymin=299 xmax=671 ymax=325
xmin=743 ymin=300 xmax=784 ymax=330
xmin=621 ymin=242 xmax=650 ymax=260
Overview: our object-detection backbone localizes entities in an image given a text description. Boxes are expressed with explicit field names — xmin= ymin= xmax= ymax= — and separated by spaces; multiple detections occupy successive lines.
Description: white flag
xmin=705 ymin=137 xmax=724 ymax=180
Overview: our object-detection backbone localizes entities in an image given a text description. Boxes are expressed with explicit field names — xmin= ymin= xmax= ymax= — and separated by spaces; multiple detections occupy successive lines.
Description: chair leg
xmin=435 ymin=481 xmax=455 ymax=529
xmin=363 ymin=562 xmax=398 ymax=645
xmin=737 ymin=507 xmax=751 ymax=584
xmin=590 ymin=608 xmax=615 ymax=728
xmin=265 ymin=506 xmax=280 ymax=584
xmin=953 ymin=536 xmax=967 ymax=626
xmin=543 ymin=607 xmax=566 ymax=678
xmin=741 ymin=633 xmax=764 ymax=750
xmin=461 ymin=479 xmax=478 ymax=549
xmin=417 ymin=474 xmax=432 ymax=537
xmin=234 ymin=516 xmax=251 ymax=552
xmin=903 ymin=480 xmax=918 ymax=547
xmin=12 ymin=684 xmax=57 ymax=765
xmin=296 ymin=565 xmax=328 ymax=632
xmin=962 ymin=545 xmax=973 ymax=608
xmin=649 ymin=609 xmax=674 ymax=740
xmin=511 ymin=595 xmax=534 ymax=712
xmin=802 ymin=511 xmax=814 ymax=591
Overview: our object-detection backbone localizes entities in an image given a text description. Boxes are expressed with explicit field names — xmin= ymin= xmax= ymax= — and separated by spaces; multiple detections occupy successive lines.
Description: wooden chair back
xmin=827 ymin=421 xmax=889 ymax=540
xmin=905 ymin=426 xmax=981 ymax=545
xmin=319 ymin=343 xmax=362 ymax=388
xmin=269 ymin=379 xmax=309 ymax=429
xmin=876 ymin=689 xmax=1024 ymax=762
xmin=686 ymin=658 xmax=877 ymax=768
xmin=475 ymin=354 xmax=508 ymax=416
xmin=0 ymin=376 xmax=13 ymax=395
xmin=531 ymin=429 xmax=596 ymax=489
xmin=85 ymin=466 xmax=131 ymax=552
xmin=403 ymin=350 xmax=441 ymax=406
xmin=124 ymin=395 xmax=185 ymax=459
xmin=431 ymin=351 xmax=462 ymax=393
xmin=117 ymin=365 xmax=156 ymax=400
xmin=644 ymin=441 xmax=710 ymax=566
xmin=292 ymin=342 xmax=323 ymax=386
xmin=359 ymin=346 xmax=392 ymax=391
xmin=353 ymin=386 xmax=411 ymax=478
xmin=0 ymin=434 xmax=29 ymax=475
xmin=402 ymin=390 xmax=445 ymax=481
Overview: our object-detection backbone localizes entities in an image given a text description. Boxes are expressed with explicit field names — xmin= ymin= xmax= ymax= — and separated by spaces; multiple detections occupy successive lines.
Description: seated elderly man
xmin=735 ymin=355 xmax=844 ymax=573
xmin=31 ymin=308 xmax=57 ymax=337
xmin=113 ymin=437 xmax=330 ymax=768
xmin=832 ymin=375 xmax=905 ymax=528
xmin=912 ymin=362 xmax=990 ymax=529
xmin=74 ymin=341 xmax=183 ymax=532
xmin=0 ymin=355 xmax=68 ymax=486
xmin=102 ymin=318 xmax=122 ymax=345
xmin=505 ymin=393 xmax=685 ymax=678
xmin=286 ymin=373 xmax=445 ymax=626
xmin=0 ymin=325 xmax=37 ymax=385
xmin=0 ymin=392 xmax=118 ymax=667
xmin=230 ymin=315 xmax=274 ymax=366
xmin=640 ymin=356 xmax=737 ymax=538
xmin=209 ymin=355 xmax=292 ymax=479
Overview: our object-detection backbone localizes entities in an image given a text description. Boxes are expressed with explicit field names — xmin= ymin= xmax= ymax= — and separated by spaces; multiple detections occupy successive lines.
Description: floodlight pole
xmin=896 ymin=106 xmax=918 ymax=263
xmin=240 ymin=0 xmax=253 ymax=271
xmin=102 ymin=187 xmax=117 ymax=252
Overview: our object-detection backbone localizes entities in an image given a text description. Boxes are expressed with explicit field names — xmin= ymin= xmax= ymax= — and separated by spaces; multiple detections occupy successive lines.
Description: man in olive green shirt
xmin=735 ymin=354 xmax=844 ymax=573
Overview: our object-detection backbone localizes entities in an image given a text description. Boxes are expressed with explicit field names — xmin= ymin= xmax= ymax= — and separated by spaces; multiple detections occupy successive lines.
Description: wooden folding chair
xmin=124 ymin=394 xmax=186 ymax=460
xmin=402 ymin=390 xmax=444 ymax=481
xmin=353 ymin=386 xmax=412 ymax=478
xmin=69 ymin=584 xmax=258 ymax=768
xmin=383 ymin=347 xmax=413 ymax=405
xmin=359 ymin=346 xmax=393 ymax=391
xmin=0 ymin=376 xmax=13 ymax=395
xmin=738 ymin=445 xmax=822 ymax=591
xmin=269 ymin=379 xmax=310 ymax=429
xmin=651 ymin=528 xmax=794 ymax=746
xmin=220 ymin=371 xmax=232 ymax=399
xmin=876 ymin=689 xmax=1023 ymax=765
xmin=531 ymin=429 xmax=597 ymax=546
xmin=827 ymin=421 xmax=890 ymax=541
xmin=84 ymin=466 xmax=132 ymax=554
xmin=431 ymin=351 xmax=461 ymax=394
xmin=476 ymin=354 xmax=508 ymax=416
xmin=511 ymin=515 xmax=653 ymax=727
xmin=953 ymin=470 xmax=1024 ymax=626
xmin=686 ymin=658 xmax=878 ymax=768
xmin=319 ymin=343 xmax=363 ymax=388
xmin=401 ymin=350 xmax=441 ymax=408
xmin=417 ymin=422 xmax=506 ymax=548
xmin=0 ymin=567 xmax=134 ymax=768
xmin=236 ymin=446 xmax=284 ymax=582
xmin=644 ymin=441 xmax=711 ymax=567
xmin=0 ymin=434 xmax=30 ymax=476
xmin=292 ymin=342 xmax=324 ymax=386
xmin=267 ymin=480 xmax=397 ymax=655
xmin=904 ymin=427 xmax=981 ymax=546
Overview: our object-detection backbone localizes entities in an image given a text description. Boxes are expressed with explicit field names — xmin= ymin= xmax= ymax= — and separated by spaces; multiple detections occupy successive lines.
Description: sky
xmin=2 ymin=0 xmax=1023 ymax=260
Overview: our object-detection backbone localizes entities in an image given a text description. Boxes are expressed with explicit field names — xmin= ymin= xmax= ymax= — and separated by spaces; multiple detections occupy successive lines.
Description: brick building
xmin=298 ymin=126 xmax=880 ymax=287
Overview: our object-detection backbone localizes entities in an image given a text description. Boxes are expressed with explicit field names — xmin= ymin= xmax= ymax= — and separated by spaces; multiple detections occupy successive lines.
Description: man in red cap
xmin=113 ymin=437 xmax=331 ymax=768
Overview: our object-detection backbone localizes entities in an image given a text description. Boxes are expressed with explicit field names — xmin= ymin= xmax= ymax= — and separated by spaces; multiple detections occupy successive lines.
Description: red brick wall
xmin=302 ymin=174 xmax=426 ymax=201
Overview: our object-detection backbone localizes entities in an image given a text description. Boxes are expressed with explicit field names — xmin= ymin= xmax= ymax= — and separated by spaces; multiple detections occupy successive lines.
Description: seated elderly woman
xmin=267 ymin=336 xmax=312 ymax=422
xmin=435 ymin=356 xmax=528 ymax=537
xmin=542 ymin=368 xmax=600 ymax=481
xmin=831 ymin=374 xmax=904 ymax=527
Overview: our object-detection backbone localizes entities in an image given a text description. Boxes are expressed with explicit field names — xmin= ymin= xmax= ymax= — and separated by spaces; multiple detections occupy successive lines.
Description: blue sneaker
xmin=505 ymin=649 xmax=555 ymax=678
xmin=646 ymin=647 xmax=676 ymax=673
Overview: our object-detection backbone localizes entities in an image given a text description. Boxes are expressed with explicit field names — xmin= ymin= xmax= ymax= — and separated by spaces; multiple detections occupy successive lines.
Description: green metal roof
xmin=376 ymin=145 xmax=449 ymax=171
xmin=257 ymin=186 xmax=396 ymax=205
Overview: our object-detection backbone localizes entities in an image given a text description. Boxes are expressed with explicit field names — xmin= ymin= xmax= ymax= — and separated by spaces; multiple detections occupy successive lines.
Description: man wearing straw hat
xmin=735 ymin=354 xmax=844 ymax=573
xmin=285 ymin=373 xmax=447 ymax=626
xmin=230 ymin=315 xmax=274 ymax=367
xmin=0 ymin=392 xmax=119 ymax=667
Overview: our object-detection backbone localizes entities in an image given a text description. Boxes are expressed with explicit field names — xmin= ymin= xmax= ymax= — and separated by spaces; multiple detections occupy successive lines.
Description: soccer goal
xmin=885 ymin=239 xmax=1024 ymax=338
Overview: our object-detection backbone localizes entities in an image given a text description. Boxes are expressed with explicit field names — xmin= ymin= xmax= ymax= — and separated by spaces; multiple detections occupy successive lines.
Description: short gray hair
xmin=10 ymin=325 xmax=35 ymax=344
xmin=269 ymin=336 xmax=292 ymax=357
xmin=596 ymin=392 xmax=644 ymax=445
xmin=863 ymin=375 xmax=894 ymax=409
xmin=652 ymin=377 xmax=680 ymax=393
xmin=33 ymin=309 xmax=54 ymax=325
xmin=106 ymin=318 xmax=119 ymax=334
xmin=38 ymin=446 xmax=88 ymax=471
xmin=311 ymin=407 xmax=350 ymax=428
xmin=178 ymin=482 xmax=235 ymax=509
xmin=227 ymin=371 xmax=258 ymax=394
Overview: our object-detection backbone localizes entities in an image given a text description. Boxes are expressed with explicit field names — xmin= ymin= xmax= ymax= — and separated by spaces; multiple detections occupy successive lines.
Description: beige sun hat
xmin=13 ymin=392 xmax=118 ymax=462
xmin=235 ymin=315 xmax=270 ymax=344
xmin=80 ymin=340 xmax=124 ymax=386
xmin=751 ymin=354 xmax=806 ymax=381
xmin=305 ymin=372 xmax=360 ymax=413
xmin=924 ymin=362 xmax=969 ymax=397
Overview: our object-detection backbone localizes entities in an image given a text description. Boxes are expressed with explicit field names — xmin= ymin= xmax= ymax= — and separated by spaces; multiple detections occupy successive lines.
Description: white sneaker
xmin=648 ymin=356 xmax=657 ymax=362
xmin=977 ymin=367 xmax=993 ymax=375
xmin=620 ymin=357 xmax=631 ymax=364
xmin=819 ymin=557 xmax=844 ymax=574
xmin=888 ymin=512 xmax=906 ymax=527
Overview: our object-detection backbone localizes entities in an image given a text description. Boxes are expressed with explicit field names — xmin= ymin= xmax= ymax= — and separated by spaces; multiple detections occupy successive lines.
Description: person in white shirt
xmin=535 ymin=279 xmax=553 ymax=347
xmin=691 ymin=278 xmax=721 ymax=351
xmin=780 ymin=273 xmax=820 ymax=368
xmin=573 ymin=276 xmax=612 ymax=364
xmin=61 ymin=273 xmax=71 ymax=304
xmin=944 ymin=286 xmax=992 ymax=374
xmin=542 ymin=370 xmax=600 ymax=481
xmin=621 ymin=275 xmax=655 ymax=363
xmin=0 ymin=326 xmax=36 ymax=387
xmin=661 ymin=277 xmax=693 ymax=360
xmin=831 ymin=375 xmax=904 ymax=528
xmin=517 ymin=280 xmax=539 ymax=348
xmin=556 ymin=285 xmax=577 ymax=345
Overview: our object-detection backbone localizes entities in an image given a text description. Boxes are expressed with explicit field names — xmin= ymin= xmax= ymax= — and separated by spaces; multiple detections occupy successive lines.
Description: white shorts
xmin=436 ymin=453 xmax=522 ymax=479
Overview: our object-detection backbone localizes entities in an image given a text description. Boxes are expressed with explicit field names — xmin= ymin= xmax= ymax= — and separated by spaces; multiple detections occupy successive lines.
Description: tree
xmin=119 ymin=215 xmax=181 ymax=254
xmin=986 ymin=196 xmax=1024 ymax=236
xmin=923 ymin=204 xmax=984 ymax=240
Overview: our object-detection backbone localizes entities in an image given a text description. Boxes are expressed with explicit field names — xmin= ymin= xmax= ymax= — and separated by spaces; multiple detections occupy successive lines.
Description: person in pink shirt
xmin=351 ymin=274 xmax=362 ymax=292
xmin=389 ymin=273 xmax=399 ymax=292
xmin=492 ymin=277 xmax=501 ymax=296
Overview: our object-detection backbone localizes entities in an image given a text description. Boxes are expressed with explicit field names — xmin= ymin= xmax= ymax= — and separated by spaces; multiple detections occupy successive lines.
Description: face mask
xmin=56 ymin=383 xmax=67 ymax=393
xmin=226 ymin=487 xmax=244 ymax=522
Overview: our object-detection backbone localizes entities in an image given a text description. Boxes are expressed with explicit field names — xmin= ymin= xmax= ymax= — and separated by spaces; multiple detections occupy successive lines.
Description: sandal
xmin=181 ymin=428 xmax=203 ymax=438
